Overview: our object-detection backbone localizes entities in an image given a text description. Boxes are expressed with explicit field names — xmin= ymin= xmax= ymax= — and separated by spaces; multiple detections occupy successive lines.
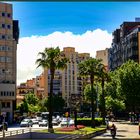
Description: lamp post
xmin=2 ymin=112 xmax=6 ymax=138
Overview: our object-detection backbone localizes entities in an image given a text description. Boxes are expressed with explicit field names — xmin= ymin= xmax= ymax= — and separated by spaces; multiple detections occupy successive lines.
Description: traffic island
xmin=79 ymin=128 xmax=106 ymax=139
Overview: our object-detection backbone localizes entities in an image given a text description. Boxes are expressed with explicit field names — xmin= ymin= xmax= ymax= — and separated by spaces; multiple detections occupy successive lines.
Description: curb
xmin=79 ymin=128 xmax=106 ymax=139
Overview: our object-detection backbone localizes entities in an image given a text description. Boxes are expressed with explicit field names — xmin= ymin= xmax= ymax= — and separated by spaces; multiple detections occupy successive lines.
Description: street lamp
xmin=1 ymin=112 xmax=6 ymax=138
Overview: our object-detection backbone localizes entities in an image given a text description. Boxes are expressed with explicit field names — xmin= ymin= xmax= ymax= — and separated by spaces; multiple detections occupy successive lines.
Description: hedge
xmin=77 ymin=118 xmax=103 ymax=126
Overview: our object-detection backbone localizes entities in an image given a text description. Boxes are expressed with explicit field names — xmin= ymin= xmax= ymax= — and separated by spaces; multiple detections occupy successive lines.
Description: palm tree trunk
xmin=48 ymin=69 xmax=54 ymax=133
xmin=91 ymin=76 xmax=95 ymax=128
xmin=101 ymin=79 xmax=106 ymax=125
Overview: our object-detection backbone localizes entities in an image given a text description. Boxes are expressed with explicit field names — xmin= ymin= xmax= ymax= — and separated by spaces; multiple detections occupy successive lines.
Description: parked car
xmin=69 ymin=119 xmax=74 ymax=126
xmin=0 ymin=122 xmax=8 ymax=131
xmin=39 ymin=120 xmax=48 ymax=127
xmin=20 ymin=119 xmax=33 ymax=127
xmin=52 ymin=119 xmax=59 ymax=126
xmin=60 ymin=118 xmax=68 ymax=127
xmin=31 ymin=118 xmax=38 ymax=124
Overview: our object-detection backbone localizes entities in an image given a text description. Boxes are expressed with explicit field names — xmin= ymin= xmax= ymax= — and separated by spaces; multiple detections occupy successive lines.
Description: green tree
xmin=104 ymin=72 xmax=125 ymax=115
xmin=28 ymin=104 xmax=40 ymax=113
xmin=25 ymin=92 xmax=38 ymax=106
xmin=97 ymin=64 xmax=109 ymax=124
xmin=106 ymin=96 xmax=125 ymax=112
xmin=84 ymin=84 xmax=97 ymax=101
xmin=118 ymin=60 xmax=140 ymax=112
xmin=38 ymin=98 xmax=48 ymax=112
xmin=78 ymin=58 xmax=101 ymax=128
xmin=18 ymin=99 xmax=29 ymax=114
xmin=36 ymin=47 xmax=68 ymax=132
xmin=45 ymin=95 xmax=65 ymax=112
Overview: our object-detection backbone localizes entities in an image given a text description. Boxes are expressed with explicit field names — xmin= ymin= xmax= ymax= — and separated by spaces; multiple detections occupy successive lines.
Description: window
xmin=7 ymin=25 xmax=11 ymax=29
xmin=7 ymin=35 xmax=11 ymax=40
xmin=7 ymin=102 xmax=10 ymax=108
xmin=7 ymin=46 xmax=11 ymax=51
xmin=2 ymin=46 xmax=5 ymax=51
xmin=2 ymin=24 xmax=5 ymax=28
xmin=1 ymin=91 xmax=3 ymax=96
xmin=2 ymin=35 xmax=5 ymax=39
xmin=6 ymin=57 xmax=12 ymax=62
xmin=2 ymin=12 xmax=5 ymax=17
xmin=7 ymin=13 xmax=11 ymax=18
xmin=12 ymin=92 xmax=14 ymax=96
xmin=0 ymin=57 xmax=5 ymax=62
xmin=2 ymin=102 xmax=5 ymax=108
xmin=0 ymin=46 xmax=12 ymax=51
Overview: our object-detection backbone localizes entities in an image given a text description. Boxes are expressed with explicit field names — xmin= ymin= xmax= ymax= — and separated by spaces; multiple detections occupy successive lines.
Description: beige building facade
xmin=44 ymin=47 xmax=90 ymax=109
xmin=96 ymin=48 xmax=109 ymax=71
xmin=0 ymin=3 xmax=19 ymax=123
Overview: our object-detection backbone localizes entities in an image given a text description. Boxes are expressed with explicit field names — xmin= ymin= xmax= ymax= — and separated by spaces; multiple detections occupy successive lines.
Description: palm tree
xmin=36 ymin=47 xmax=68 ymax=133
xmin=78 ymin=58 xmax=101 ymax=128
xmin=98 ymin=64 xmax=109 ymax=125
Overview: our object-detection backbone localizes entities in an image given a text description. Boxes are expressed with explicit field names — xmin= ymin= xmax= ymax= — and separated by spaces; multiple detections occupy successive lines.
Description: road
xmin=94 ymin=120 xmax=140 ymax=139
xmin=8 ymin=124 xmax=60 ymax=131
xmin=2 ymin=120 xmax=140 ymax=139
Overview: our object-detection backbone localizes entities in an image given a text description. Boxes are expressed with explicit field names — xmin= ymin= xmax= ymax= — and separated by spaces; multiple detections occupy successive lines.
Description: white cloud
xmin=17 ymin=29 xmax=112 ymax=85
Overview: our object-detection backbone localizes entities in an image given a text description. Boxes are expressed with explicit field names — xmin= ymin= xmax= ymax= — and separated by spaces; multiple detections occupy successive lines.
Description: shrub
xmin=77 ymin=118 xmax=103 ymax=126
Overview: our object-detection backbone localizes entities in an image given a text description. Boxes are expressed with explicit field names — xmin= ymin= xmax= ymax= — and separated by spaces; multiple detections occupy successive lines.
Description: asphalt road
xmin=8 ymin=123 xmax=60 ymax=131
xmin=94 ymin=120 xmax=140 ymax=139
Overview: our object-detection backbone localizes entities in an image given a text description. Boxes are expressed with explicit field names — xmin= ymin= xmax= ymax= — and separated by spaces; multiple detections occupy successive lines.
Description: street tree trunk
xmin=101 ymin=78 xmax=106 ymax=125
xmin=48 ymin=69 xmax=54 ymax=133
xmin=91 ymin=75 xmax=95 ymax=128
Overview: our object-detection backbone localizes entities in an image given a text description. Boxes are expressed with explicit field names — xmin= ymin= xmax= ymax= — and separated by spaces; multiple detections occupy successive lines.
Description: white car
xmin=52 ymin=119 xmax=59 ymax=126
xmin=69 ymin=119 xmax=74 ymax=126
xmin=39 ymin=120 xmax=48 ymax=127
xmin=60 ymin=118 xmax=69 ymax=127
xmin=31 ymin=118 xmax=38 ymax=124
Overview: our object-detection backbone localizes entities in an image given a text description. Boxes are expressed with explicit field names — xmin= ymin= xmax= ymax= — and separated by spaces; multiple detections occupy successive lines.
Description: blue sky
xmin=6 ymin=2 xmax=140 ymax=84
xmin=11 ymin=2 xmax=140 ymax=37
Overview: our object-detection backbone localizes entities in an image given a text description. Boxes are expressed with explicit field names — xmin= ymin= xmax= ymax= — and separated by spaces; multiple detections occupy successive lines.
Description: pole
xmin=3 ymin=116 xmax=5 ymax=138
xmin=139 ymin=114 xmax=140 ymax=135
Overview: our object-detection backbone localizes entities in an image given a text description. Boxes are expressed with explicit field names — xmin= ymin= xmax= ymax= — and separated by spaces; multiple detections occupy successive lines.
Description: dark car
xmin=20 ymin=119 xmax=33 ymax=127
xmin=0 ymin=122 xmax=8 ymax=131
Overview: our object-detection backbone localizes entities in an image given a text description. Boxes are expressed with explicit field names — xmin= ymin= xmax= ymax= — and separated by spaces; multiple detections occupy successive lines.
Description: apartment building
xmin=0 ymin=2 xmax=19 ymax=123
xmin=96 ymin=48 xmax=109 ymax=71
xmin=35 ymin=73 xmax=45 ymax=99
xmin=44 ymin=47 xmax=90 ymax=109
xmin=109 ymin=18 xmax=140 ymax=71
xmin=16 ymin=83 xmax=34 ymax=104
